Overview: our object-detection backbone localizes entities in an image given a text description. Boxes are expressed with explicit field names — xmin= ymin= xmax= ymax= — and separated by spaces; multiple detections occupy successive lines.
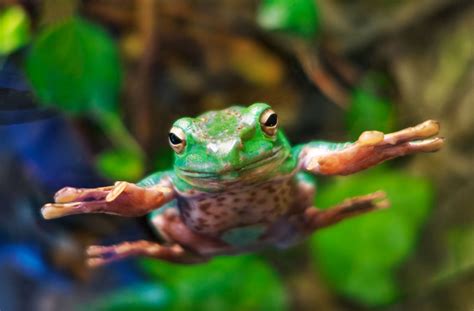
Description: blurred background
xmin=0 ymin=0 xmax=473 ymax=310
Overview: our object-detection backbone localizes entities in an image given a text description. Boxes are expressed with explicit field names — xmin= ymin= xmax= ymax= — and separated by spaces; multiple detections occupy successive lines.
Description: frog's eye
xmin=168 ymin=127 xmax=186 ymax=153
xmin=260 ymin=109 xmax=278 ymax=136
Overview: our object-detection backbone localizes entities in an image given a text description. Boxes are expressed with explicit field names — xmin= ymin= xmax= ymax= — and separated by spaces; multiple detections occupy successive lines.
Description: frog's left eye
xmin=260 ymin=109 xmax=278 ymax=136
xmin=168 ymin=127 xmax=186 ymax=153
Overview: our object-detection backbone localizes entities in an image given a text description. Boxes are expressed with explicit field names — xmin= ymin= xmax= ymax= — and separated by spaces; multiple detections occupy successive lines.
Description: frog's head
xmin=168 ymin=103 xmax=294 ymax=191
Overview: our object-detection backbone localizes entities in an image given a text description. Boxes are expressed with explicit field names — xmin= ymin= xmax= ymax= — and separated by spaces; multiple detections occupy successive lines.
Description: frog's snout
xmin=206 ymin=138 xmax=242 ymax=156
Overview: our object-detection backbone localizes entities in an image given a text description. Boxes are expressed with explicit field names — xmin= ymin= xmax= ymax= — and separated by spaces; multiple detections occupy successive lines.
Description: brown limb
xmin=86 ymin=240 xmax=208 ymax=267
xmin=305 ymin=120 xmax=444 ymax=176
xmin=151 ymin=208 xmax=232 ymax=256
xmin=41 ymin=181 xmax=174 ymax=219
xmin=303 ymin=191 xmax=389 ymax=232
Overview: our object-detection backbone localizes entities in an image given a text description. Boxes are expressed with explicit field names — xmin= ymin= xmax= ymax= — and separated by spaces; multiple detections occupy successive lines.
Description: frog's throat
xmin=174 ymin=148 xmax=290 ymax=190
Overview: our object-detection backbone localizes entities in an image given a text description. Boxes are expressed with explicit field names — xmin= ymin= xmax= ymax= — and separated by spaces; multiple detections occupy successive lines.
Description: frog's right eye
xmin=168 ymin=127 xmax=186 ymax=153
xmin=260 ymin=108 xmax=278 ymax=136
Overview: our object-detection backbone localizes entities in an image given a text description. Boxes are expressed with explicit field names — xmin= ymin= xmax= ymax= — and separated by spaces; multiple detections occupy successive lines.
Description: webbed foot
xmin=306 ymin=120 xmax=444 ymax=175
xmin=41 ymin=181 xmax=174 ymax=219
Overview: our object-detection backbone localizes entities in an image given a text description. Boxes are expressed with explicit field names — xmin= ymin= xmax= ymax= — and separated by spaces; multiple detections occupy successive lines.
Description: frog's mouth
xmin=176 ymin=147 xmax=287 ymax=185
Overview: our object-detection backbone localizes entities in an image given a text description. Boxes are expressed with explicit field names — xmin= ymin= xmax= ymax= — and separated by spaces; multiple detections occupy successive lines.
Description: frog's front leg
xmin=41 ymin=179 xmax=175 ymax=219
xmin=299 ymin=120 xmax=443 ymax=175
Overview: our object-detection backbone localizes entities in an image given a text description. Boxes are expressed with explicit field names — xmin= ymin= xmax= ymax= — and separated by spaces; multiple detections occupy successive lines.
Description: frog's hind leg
xmin=87 ymin=207 xmax=234 ymax=267
xmin=150 ymin=207 xmax=233 ymax=256
xmin=263 ymin=184 xmax=388 ymax=248
xmin=86 ymin=204 xmax=212 ymax=267
xmin=300 ymin=191 xmax=389 ymax=234
xmin=86 ymin=240 xmax=206 ymax=267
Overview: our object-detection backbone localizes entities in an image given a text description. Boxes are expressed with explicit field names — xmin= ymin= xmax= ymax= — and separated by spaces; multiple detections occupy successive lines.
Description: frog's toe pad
xmin=408 ymin=137 xmax=444 ymax=152
xmin=383 ymin=119 xmax=441 ymax=145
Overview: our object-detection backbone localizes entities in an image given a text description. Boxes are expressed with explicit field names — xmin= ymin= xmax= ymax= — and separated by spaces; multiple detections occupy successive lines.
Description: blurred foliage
xmin=84 ymin=283 xmax=172 ymax=311
xmin=311 ymin=82 xmax=432 ymax=305
xmin=96 ymin=150 xmax=144 ymax=182
xmin=229 ymin=39 xmax=285 ymax=87
xmin=2 ymin=0 xmax=470 ymax=310
xmin=25 ymin=17 xmax=121 ymax=114
xmin=347 ymin=74 xmax=395 ymax=140
xmin=257 ymin=0 xmax=319 ymax=38
xmin=24 ymin=16 xmax=144 ymax=180
xmin=436 ymin=225 xmax=474 ymax=281
xmin=311 ymin=168 xmax=434 ymax=306
xmin=138 ymin=255 xmax=288 ymax=311
xmin=90 ymin=255 xmax=288 ymax=310
xmin=0 ymin=6 xmax=30 ymax=56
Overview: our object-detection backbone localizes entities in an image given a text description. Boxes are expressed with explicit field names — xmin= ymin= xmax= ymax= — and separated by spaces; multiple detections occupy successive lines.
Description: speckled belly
xmin=177 ymin=178 xmax=297 ymax=236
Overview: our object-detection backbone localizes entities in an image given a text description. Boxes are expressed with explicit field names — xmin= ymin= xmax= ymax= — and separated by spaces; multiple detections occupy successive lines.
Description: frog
xmin=41 ymin=103 xmax=443 ymax=267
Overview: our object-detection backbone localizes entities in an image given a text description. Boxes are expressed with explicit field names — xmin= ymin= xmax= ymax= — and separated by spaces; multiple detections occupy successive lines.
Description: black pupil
xmin=264 ymin=113 xmax=278 ymax=127
xmin=169 ymin=133 xmax=182 ymax=145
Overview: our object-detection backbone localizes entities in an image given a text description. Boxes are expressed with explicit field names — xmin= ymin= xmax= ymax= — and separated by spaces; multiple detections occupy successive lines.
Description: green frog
xmin=41 ymin=103 xmax=443 ymax=266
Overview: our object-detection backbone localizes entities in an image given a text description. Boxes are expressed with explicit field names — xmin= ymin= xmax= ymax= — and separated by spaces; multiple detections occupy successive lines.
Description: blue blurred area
xmin=0 ymin=108 xmax=106 ymax=192
xmin=0 ymin=244 xmax=68 ymax=311
xmin=0 ymin=60 xmax=148 ymax=310
xmin=0 ymin=60 xmax=30 ymax=91
xmin=0 ymin=85 xmax=106 ymax=193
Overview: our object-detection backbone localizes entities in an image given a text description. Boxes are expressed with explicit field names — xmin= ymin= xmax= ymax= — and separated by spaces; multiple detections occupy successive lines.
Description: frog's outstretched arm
xmin=41 ymin=172 xmax=175 ymax=219
xmin=297 ymin=120 xmax=443 ymax=176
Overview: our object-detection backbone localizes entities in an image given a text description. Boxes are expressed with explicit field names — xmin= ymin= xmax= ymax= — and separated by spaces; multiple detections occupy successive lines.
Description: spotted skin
xmin=41 ymin=104 xmax=443 ymax=266
xmin=178 ymin=177 xmax=296 ymax=236
xmin=148 ymin=172 xmax=315 ymax=252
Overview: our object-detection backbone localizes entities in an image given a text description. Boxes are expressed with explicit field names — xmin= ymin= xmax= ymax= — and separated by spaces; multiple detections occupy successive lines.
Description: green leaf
xmin=0 ymin=6 xmax=30 ymax=55
xmin=257 ymin=0 xmax=319 ymax=38
xmin=96 ymin=149 xmax=144 ymax=182
xmin=85 ymin=283 xmax=173 ymax=311
xmin=347 ymin=87 xmax=395 ymax=140
xmin=140 ymin=255 xmax=288 ymax=311
xmin=310 ymin=169 xmax=434 ymax=306
xmin=25 ymin=17 xmax=121 ymax=113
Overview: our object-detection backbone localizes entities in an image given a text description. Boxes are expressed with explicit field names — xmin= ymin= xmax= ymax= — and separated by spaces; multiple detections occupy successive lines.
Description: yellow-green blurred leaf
xmin=96 ymin=150 xmax=144 ymax=182
xmin=0 ymin=6 xmax=30 ymax=55
xmin=229 ymin=39 xmax=285 ymax=86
